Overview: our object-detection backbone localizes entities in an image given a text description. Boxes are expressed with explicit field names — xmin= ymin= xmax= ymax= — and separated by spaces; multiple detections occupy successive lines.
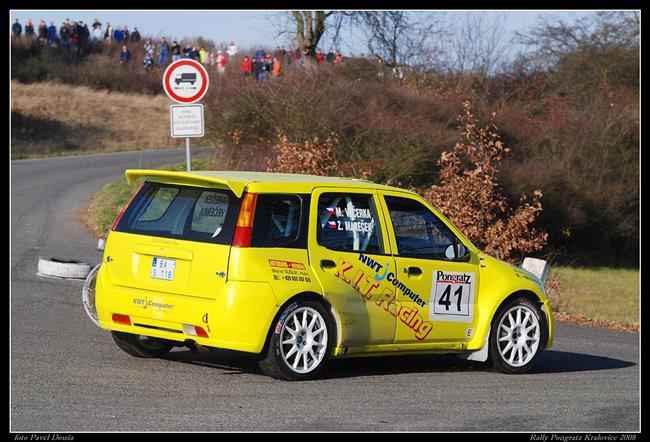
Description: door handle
xmin=404 ymin=266 xmax=422 ymax=276
xmin=320 ymin=259 xmax=336 ymax=269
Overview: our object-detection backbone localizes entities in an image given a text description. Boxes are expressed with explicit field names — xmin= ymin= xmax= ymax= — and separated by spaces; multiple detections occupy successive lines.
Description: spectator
xmin=255 ymin=46 xmax=265 ymax=60
xmin=190 ymin=46 xmax=199 ymax=60
xmin=113 ymin=26 xmax=124 ymax=45
xmin=59 ymin=22 xmax=70 ymax=49
xmin=335 ymin=52 xmax=343 ymax=65
xmin=122 ymin=26 xmax=130 ymax=43
xmin=38 ymin=20 xmax=48 ymax=45
xmin=25 ymin=19 xmax=34 ymax=38
xmin=131 ymin=27 xmax=141 ymax=43
xmin=182 ymin=45 xmax=192 ymax=58
xmin=326 ymin=49 xmax=335 ymax=63
xmin=79 ymin=21 xmax=90 ymax=53
xmin=12 ymin=19 xmax=22 ymax=38
xmin=143 ymin=52 xmax=154 ymax=71
xmin=253 ymin=56 xmax=266 ymax=84
xmin=158 ymin=37 xmax=169 ymax=65
xmin=104 ymin=22 xmax=112 ymax=43
xmin=199 ymin=47 xmax=209 ymax=65
xmin=241 ymin=55 xmax=252 ymax=78
xmin=226 ymin=41 xmax=238 ymax=59
xmin=69 ymin=22 xmax=79 ymax=51
xmin=91 ymin=22 xmax=103 ymax=41
xmin=265 ymin=55 xmax=273 ymax=77
xmin=47 ymin=21 xmax=57 ymax=46
xmin=215 ymin=50 xmax=226 ymax=73
xmin=144 ymin=39 xmax=155 ymax=57
xmin=119 ymin=45 xmax=131 ymax=64
xmin=315 ymin=48 xmax=325 ymax=65
xmin=271 ymin=56 xmax=282 ymax=78
xmin=171 ymin=41 xmax=181 ymax=62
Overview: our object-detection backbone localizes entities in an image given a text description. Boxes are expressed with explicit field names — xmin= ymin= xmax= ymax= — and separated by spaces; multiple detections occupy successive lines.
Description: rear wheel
xmin=489 ymin=297 xmax=547 ymax=374
xmin=111 ymin=331 xmax=175 ymax=358
xmin=258 ymin=301 xmax=332 ymax=381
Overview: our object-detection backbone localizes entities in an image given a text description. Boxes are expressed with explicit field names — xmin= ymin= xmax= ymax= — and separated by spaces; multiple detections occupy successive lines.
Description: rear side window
xmin=317 ymin=192 xmax=383 ymax=254
xmin=115 ymin=182 xmax=240 ymax=244
xmin=251 ymin=194 xmax=308 ymax=248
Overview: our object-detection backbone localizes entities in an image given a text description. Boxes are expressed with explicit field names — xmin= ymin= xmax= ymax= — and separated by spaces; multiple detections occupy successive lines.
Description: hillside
xmin=11 ymin=80 xmax=193 ymax=158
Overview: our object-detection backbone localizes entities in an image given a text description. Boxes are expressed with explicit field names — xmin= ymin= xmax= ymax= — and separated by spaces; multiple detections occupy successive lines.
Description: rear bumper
xmin=96 ymin=267 xmax=279 ymax=354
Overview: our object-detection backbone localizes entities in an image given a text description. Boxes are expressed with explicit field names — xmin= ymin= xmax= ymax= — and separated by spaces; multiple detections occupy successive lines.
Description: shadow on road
xmin=529 ymin=350 xmax=636 ymax=374
xmin=163 ymin=348 xmax=635 ymax=379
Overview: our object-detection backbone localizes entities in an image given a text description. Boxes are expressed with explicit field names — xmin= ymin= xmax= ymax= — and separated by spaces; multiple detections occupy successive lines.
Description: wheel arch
xmin=490 ymin=289 xmax=550 ymax=346
xmin=259 ymin=291 xmax=341 ymax=357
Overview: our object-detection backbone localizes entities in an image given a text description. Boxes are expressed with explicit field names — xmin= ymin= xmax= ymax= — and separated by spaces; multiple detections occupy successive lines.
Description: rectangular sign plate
xmin=151 ymin=257 xmax=176 ymax=281
xmin=170 ymin=104 xmax=204 ymax=138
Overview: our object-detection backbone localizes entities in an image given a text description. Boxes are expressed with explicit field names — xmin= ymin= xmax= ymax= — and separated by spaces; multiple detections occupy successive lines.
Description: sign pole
xmin=186 ymin=137 xmax=192 ymax=171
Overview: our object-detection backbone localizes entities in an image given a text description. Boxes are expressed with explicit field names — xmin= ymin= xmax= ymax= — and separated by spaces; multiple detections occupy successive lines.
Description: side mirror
xmin=445 ymin=243 xmax=471 ymax=262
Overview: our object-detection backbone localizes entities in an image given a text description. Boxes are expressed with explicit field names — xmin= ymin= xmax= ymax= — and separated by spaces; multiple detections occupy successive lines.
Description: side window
xmin=317 ymin=192 xmax=383 ymax=254
xmin=384 ymin=196 xmax=457 ymax=260
xmin=252 ymin=194 xmax=304 ymax=248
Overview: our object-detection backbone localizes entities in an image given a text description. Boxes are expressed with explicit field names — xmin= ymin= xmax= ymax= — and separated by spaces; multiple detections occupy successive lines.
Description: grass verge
xmin=546 ymin=266 xmax=639 ymax=332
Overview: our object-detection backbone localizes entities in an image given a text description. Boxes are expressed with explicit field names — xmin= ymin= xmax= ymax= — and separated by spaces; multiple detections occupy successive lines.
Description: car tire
xmin=488 ymin=297 xmax=548 ymax=374
xmin=37 ymin=257 xmax=93 ymax=279
xmin=111 ymin=331 xmax=175 ymax=358
xmin=82 ymin=264 xmax=103 ymax=328
xmin=258 ymin=300 xmax=332 ymax=381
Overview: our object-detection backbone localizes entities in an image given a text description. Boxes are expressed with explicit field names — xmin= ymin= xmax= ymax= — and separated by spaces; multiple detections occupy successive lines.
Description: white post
xmin=186 ymin=137 xmax=192 ymax=171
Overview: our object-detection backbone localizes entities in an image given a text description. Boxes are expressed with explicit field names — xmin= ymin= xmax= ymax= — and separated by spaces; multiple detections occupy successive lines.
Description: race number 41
xmin=430 ymin=270 xmax=475 ymax=323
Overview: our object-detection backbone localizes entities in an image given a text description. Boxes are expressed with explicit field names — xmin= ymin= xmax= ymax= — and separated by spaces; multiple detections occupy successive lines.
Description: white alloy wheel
xmin=279 ymin=306 xmax=329 ymax=374
xmin=496 ymin=304 xmax=541 ymax=368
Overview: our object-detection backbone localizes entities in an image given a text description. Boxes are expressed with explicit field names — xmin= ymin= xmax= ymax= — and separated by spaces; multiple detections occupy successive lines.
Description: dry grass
xmin=546 ymin=266 xmax=639 ymax=330
xmin=11 ymin=80 xmax=210 ymax=158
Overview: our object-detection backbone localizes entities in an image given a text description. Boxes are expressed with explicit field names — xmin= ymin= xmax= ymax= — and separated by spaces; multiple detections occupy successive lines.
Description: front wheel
xmin=488 ymin=297 xmax=547 ymax=374
xmin=111 ymin=331 xmax=175 ymax=358
xmin=258 ymin=301 xmax=332 ymax=381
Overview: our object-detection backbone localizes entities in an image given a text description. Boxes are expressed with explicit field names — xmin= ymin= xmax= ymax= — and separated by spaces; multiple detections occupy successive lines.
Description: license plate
xmin=151 ymin=257 xmax=176 ymax=281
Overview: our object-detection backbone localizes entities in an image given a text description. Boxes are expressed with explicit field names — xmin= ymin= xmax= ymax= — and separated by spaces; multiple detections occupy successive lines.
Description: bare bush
xmin=422 ymin=101 xmax=547 ymax=263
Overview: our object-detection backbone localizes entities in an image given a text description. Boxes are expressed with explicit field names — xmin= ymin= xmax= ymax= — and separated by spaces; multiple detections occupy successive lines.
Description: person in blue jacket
xmin=113 ymin=27 xmax=124 ymax=45
xmin=158 ymin=37 xmax=169 ymax=65
xmin=47 ymin=21 xmax=57 ymax=46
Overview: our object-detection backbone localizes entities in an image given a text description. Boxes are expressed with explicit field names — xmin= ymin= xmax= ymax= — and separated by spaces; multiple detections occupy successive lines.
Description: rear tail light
xmin=112 ymin=313 xmax=131 ymax=325
xmin=232 ymin=192 xmax=258 ymax=247
xmin=111 ymin=182 xmax=144 ymax=231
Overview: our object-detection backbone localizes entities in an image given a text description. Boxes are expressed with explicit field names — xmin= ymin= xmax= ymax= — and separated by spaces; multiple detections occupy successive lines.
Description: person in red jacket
xmin=315 ymin=48 xmax=325 ymax=65
xmin=241 ymin=55 xmax=252 ymax=78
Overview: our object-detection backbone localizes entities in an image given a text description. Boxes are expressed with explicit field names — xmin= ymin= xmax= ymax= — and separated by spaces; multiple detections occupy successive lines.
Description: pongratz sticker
xmin=429 ymin=270 xmax=475 ymax=323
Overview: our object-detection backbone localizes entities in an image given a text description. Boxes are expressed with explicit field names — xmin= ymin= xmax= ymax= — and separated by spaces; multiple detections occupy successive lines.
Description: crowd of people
xmin=12 ymin=17 xmax=346 ymax=83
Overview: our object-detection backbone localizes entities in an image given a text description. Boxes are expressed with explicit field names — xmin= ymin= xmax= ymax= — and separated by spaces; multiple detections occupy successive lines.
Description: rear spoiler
xmin=124 ymin=169 xmax=247 ymax=198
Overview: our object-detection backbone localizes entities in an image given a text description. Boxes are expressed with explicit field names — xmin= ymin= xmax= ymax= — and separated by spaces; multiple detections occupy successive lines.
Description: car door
xmin=308 ymin=188 xmax=396 ymax=347
xmin=378 ymin=191 xmax=481 ymax=344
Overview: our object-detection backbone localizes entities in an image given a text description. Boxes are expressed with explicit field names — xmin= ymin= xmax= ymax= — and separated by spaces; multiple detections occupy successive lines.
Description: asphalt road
xmin=10 ymin=149 xmax=640 ymax=432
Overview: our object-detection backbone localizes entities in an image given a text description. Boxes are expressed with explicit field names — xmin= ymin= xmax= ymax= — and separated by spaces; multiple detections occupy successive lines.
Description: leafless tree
xmin=431 ymin=12 xmax=511 ymax=78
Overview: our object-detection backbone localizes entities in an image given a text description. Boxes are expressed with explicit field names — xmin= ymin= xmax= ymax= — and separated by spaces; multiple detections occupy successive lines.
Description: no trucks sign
xmin=162 ymin=59 xmax=209 ymax=104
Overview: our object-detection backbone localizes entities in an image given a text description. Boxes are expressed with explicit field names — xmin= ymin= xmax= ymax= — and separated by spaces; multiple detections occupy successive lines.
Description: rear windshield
xmin=115 ymin=181 xmax=240 ymax=245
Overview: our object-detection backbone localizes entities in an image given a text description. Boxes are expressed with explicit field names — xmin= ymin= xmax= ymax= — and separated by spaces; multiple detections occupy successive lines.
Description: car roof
xmin=125 ymin=169 xmax=407 ymax=198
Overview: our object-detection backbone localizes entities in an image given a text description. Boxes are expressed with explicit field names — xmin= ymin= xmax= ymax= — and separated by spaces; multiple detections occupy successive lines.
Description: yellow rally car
xmin=89 ymin=170 xmax=553 ymax=380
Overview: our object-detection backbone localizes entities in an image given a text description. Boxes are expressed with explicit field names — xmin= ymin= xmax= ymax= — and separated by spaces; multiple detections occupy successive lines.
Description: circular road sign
xmin=162 ymin=59 xmax=209 ymax=104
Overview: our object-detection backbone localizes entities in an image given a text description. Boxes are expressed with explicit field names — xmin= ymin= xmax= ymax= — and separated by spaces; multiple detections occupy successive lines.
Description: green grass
xmin=546 ymin=266 xmax=640 ymax=327
xmin=82 ymin=158 xmax=212 ymax=237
